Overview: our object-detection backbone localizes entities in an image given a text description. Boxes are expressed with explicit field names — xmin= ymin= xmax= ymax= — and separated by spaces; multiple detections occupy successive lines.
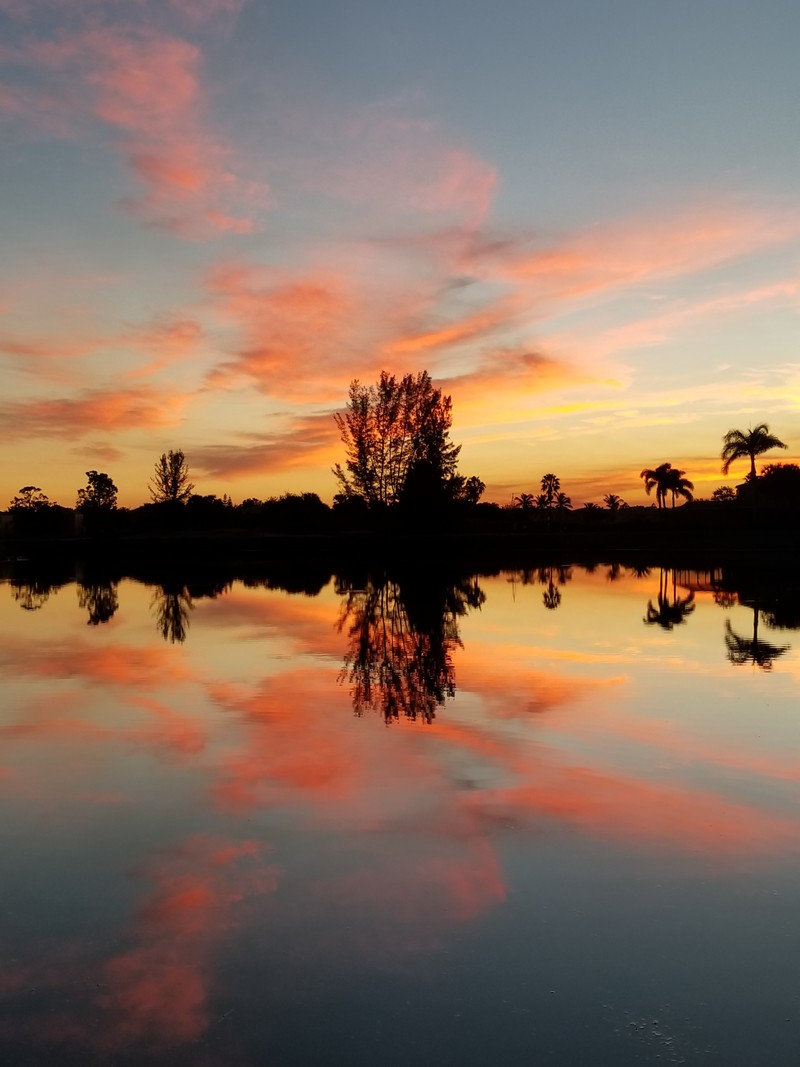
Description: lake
xmin=1 ymin=561 xmax=798 ymax=1065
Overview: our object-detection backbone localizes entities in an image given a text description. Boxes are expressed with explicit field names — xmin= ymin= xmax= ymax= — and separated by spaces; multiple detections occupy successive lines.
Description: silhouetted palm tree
xmin=721 ymin=423 xmax=787 ymax=481
xmin=640 ymin=463 xmax=673 ymax=508
xmin=513 ymin=492 xmax=535 ymax=512
xmin=540 ymin=473 xmax=560 ymax=506
xmin=664 ymin=467 xmax=694 ymax=508
xmin=554 ymin=491 xmax=572 ymax=512
xmin=603 ymin=493 xmax=625 ymax=510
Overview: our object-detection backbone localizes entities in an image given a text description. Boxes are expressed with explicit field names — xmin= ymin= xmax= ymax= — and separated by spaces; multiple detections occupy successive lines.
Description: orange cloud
xmin=444 ymin=348 xmax=598 ymax=413
xmin=0 ymin=385 xmax=188 ymax=439
xmin=190 ymin=413 xmax=340 ymax=480
xmin=466 ymin=762 xmax=799 ymax=858
xmin=204 ymin=262 xmax=365 ymax=400
xmin=0 ymin=635 xmax=191 ymax=688
xmin=94 ymin=834 xmax=278 ymax=1051
xmin=383 ymin=300 xmax=519 ymax=356
xmin=0 ymin=331 xmax=112 ymax=368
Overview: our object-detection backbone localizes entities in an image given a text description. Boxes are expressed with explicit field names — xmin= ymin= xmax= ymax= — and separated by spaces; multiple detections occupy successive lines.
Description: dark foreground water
xmin=1 ymin=564 xmax=798 ymax=1065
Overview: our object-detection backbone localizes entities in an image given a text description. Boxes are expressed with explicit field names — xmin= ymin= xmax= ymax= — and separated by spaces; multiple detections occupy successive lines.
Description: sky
xmin=1 ymin=0 xmax=799 ymax=509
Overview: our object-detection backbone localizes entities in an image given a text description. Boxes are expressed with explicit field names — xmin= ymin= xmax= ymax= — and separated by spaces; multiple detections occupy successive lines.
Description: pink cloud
xmin=471 ymin=203 xmax=800 ymax=308
xmin=291 ymin=98 xmax=498 ymax=229
xmin=204 ymin=262 xmax=369 ymax=401
xmin=122 ymin=317 xmax=204 ymax=379
xmin=2 ymin=22 xmax=266 ymax=237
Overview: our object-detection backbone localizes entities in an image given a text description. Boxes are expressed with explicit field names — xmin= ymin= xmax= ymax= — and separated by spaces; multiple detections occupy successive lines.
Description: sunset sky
xmin=2 ymin=0 xmax=799 ymax=509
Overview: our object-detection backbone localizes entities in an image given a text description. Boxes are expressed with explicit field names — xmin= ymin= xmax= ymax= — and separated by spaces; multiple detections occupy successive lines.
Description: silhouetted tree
xmin=76 ymin=470 xmax=118 ymax=512
xmin=149 ymin=450 xmax=194 ymax=504
xmin=7 ymin=486 xmax=69 ymax=536
xmin=664 ymin=466 xmax=694 ymax=508
xmin=261 ymin=492 xmax=331 ymax=533
xmin=711 ymin=486 xmax=737 ymax=502
xmin=603 ymin=493 xmax=625 ymax=510
xmin=540 ymin=473 xmax=560 ymax=506
xmin=758 ymin=463 xmax=800 ymax=504
xmin=333 ymin=370 xmax=460 ymax=506
xmin=9 ymin=486 xmax=51 ymax=511
xmin=640 ymin=463 xmax=674 ymax=508
xmin=451 ymin=474 xmax=486 ymax=506
xmin=721 ymin=423 xmax=787 ymax=481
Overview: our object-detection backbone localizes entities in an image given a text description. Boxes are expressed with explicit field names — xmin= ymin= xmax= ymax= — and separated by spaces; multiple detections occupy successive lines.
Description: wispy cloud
xmin=0 ymin=386 xmax=189 ymax=439
xmin=191 ymin=413 xmax=339 ymax=480
xmin=1 ymin=16 xmax=266 ymax=237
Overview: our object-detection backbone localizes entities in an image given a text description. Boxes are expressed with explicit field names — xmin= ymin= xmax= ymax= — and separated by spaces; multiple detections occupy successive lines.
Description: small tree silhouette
xmin=9 ymin=486 xmax=51 ymax=511
xmin=149 ymin=450 xmax=194 ymax=504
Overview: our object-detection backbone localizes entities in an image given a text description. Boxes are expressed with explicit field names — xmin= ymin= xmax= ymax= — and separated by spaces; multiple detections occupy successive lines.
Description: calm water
xmin=1 ymin=564 xmax=798 ymax=1065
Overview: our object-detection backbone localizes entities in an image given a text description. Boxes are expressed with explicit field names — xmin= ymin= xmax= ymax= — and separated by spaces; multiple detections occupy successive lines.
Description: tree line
xmin=3 ymin=371 xmax=797 ymax=538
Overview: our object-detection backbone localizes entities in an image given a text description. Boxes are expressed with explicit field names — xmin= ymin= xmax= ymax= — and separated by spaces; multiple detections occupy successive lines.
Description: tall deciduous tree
xmin=333 ymin=371 xmax=460 ymax=506
xmin=721 ymin=423 xmax=787 ymax=481
xmin=149 ymin=450 xmax=194 ymax=504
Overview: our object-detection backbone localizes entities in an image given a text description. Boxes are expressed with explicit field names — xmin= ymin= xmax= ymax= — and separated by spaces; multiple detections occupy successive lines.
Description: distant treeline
xmin=3 ymin=375 xmax=798 ymax=547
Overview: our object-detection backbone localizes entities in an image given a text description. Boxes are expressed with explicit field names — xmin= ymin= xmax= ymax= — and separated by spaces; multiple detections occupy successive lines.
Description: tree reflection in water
xmin=725 ymin=607 xmax=790 ymax=671
xmin=507 ymin=565 xmax=572 ymax=611
xmin=150 ymin=584 xmax=193 ymax=644
xmin=77 ymin=581 xmax=119 ymax=625
xmin=644 ymin=569 xmax=695 ymax=630
xmin=9 ymin=578 xmax=56 ymax=612
xmin=337 ymin=574 xmax=485 ymax=723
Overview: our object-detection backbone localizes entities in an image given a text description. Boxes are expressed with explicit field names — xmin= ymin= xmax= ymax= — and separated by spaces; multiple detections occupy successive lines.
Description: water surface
xmin=1 ymin=564 xmax=798 ymax=1065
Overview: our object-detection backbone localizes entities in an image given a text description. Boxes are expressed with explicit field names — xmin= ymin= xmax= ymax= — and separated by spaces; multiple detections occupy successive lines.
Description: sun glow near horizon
xmin=1 ymin=0 xmax=799 ymax=510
